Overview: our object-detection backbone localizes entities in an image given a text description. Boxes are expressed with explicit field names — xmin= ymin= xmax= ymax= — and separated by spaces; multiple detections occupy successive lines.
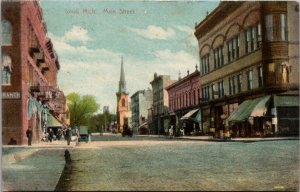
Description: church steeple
xmin=119 ymin=56 xmax=126 ymax=93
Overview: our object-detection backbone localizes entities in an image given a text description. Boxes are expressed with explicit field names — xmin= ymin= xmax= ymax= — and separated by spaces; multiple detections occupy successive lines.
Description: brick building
xmin=166 ymin=67 xmax=201 ymax=135
xmin=194 ymin=1 xmax=299 ymax=137
xmin=130 ymin=88 xmax=153 ymax=134
xmin=2 ymin=1 xmax=68 ymax=145
xmin=150 ymin=73 xmax=175 ymax=134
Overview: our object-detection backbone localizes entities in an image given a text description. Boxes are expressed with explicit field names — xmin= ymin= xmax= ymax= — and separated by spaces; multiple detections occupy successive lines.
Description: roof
xmin=165 ymin=70 xmax=200 ymax=91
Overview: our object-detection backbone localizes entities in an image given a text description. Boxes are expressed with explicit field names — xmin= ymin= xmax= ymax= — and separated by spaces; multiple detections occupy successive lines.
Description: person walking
xmin=169 ymin=126 xmax=174 ymax=139
xmin=66 ymin=127 xmax=72 ymax=145
xmin=26 ymin=128 xmax=33 ymax=146
xmin=48 ymin=128 xmax=54 ymax=142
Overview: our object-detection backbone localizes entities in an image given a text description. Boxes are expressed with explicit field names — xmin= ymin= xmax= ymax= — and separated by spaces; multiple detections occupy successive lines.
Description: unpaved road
xmin=55 ymin=135 xmax=299 ymax=191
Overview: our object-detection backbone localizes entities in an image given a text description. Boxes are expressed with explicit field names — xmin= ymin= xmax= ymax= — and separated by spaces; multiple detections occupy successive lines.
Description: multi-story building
xmin=2 ymin=0 xmax=68 ymax=145
xmin=150 ymin=73 xmax=175 ymax=134
xmin=130 ymin=88 xmax=153 ymax=134
xmin=116 ymin=57 xmax=130 ymax=132
xmin=194 ymin=1 xmax=299 ymax=137
xmin=166 ymin=67 xmax=201 ymax=135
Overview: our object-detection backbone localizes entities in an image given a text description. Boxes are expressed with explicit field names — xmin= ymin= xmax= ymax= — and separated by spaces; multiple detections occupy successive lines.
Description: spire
xmin=119 ymin=56 xmax=126 ymax=93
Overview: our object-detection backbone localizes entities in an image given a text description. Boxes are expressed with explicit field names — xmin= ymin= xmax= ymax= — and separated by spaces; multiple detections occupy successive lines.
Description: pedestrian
xmin=169 ymin=126 xmax=174 ymax=139
xmin=48 ymin=128 xmax=54 ymax=142
xmin=180 ymin=127 xmax=184 ymax=136
xmin=26 ymin=128 xmax=33 ymax=146
xmin=66 ymin=127 xmax=72 ymax=145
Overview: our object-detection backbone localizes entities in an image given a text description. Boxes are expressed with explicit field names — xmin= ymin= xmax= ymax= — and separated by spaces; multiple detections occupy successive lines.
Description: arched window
xmin=2 ymin=53 xmax=12 ymax=85
xmin=2 ymin=20 xmax=12 ymax=45
xmin=122 ymin=99 xmax=125 ymax=107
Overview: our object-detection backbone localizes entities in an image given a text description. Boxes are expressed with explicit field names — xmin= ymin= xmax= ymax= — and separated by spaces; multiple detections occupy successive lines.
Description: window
xmin=229 ymin=77 xmax=236 ymax=95
xmin=122 ymin=99 xmax=126 ymax=107
xmin=2 ymin=54 xmax=12 ymax=85
xmin=227 ymin=36 xmax=239 ymax=63
xmin=217 ymin=81 xmax=224 ymax=98
xmin=237 ymin=74 xmax=243 ymax=93
xmin=193 ymin=90 xmax=197 ymax=105
xmin=280 ymin=14 xmax=287 ymax=41
xmin=258 ymin=66 xmax=263 ymax=87
xmin=247 ymin=70 xmax=253 ymax=90
xmin=202 ymin=86 xmax=210 ymax=101
xmin=201 ymin=54 xmax=210 ymax=75
xmin=265 ymin=14 xmax=273 ymax=41
xmin=2 ymin=20 xmax=12 ymax=45
xmin=211 ymin=84 xmax=215 ymax=99
xmin=214 ymin=46 xmax=224 ymax=69
xmin=245 ymin=24 xmax=261 ymax=54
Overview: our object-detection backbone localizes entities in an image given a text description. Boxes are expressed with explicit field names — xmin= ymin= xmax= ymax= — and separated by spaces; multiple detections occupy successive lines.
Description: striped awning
xmin=47 ymin=113 xmax=63 ymax=127
xmin=228 ymin=96 xmax=271 ymax=123
xmin=181 ymin=109 xmax=199 ymax=120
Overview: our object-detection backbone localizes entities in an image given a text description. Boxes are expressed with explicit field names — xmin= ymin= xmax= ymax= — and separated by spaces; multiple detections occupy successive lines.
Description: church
xmin=116 ymin=57 xmax=131 ymax=132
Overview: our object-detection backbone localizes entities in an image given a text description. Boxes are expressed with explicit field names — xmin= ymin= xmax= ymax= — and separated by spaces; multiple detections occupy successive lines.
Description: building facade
xmin=150 ymin=73 xmax=174 ymax=134
xmin=194 ymin=1 xmax=299 ymax=137
xmin=166 ymin=68 xmax=201 ymax=135
xmin=130 ymin=88 xmax=153 ymax=134
xmin=116 ymin=57 xmax=130 ymax=132
xmin=2 ymin=0 xmax=68 ymax=145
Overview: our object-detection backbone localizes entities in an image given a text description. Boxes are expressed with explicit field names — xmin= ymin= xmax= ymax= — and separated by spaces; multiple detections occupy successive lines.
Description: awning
xmin=181 ymin=109 xmax=199 ymax=120
xmin=191 ymin=110 xmax=201 ymax=123
xmin=47 ymin=113 xmax=63 ymax=127
xmin=274 ymin=95 xmax=299 ymax=107
xmin=228 ymin=96 xmax=271 ymax=123
xmin=139 ymin=122 xmax=148 ymax=128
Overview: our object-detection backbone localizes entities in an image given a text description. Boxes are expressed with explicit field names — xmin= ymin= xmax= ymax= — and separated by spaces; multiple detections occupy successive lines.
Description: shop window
xmin=2 ymin=54 xmax=12 ymax=85
xmin=2 ymin=20 xmax=12 ymax=45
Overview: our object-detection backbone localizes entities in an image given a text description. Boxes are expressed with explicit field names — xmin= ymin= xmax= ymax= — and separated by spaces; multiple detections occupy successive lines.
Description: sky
xmin=40 ymin=0 xmax=219 ymax=113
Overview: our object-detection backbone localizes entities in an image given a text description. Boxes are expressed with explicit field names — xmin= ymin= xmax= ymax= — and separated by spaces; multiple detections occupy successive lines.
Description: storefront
xmin=274 ymin=95 xmax=299 ymax=136
xmin=227 ymin=96 xmax=271 ymax=137
xmin=180 ymin=109 xmax=201 ymax=135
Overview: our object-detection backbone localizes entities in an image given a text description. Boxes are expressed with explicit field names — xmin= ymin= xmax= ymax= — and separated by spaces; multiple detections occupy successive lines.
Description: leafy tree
xmin=67 ymin=92 xmax=100 ymax=129
xmin=88 ymin=112 xmax=117 ymax=133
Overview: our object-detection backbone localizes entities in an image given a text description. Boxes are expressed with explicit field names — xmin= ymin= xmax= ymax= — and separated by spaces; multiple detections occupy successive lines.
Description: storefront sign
xmin=2 ymin=92 xmax=21 ymax=99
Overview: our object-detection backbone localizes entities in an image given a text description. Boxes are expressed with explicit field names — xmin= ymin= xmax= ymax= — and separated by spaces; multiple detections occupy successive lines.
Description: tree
xmin=88 ymin=112 xmax=116 ymax=133
xmin=67 ymin=92 xmax=100 ymax=128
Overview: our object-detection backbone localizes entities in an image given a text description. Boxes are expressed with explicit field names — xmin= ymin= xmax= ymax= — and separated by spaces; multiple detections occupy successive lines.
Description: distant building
xmin=150 ymin=73 xmax=175 ymax=134
xmin=130 ymin=88 xmax=153 ymax=134
xmin=166 ymin=68 xmax=200 ymax=135
xmin=116 ymin=57 xmax=130 ymax=132
xmin=2 ymin=1 xmax=68 ymax=145
xmin=194 ymin=1 xmax=299 ymax=137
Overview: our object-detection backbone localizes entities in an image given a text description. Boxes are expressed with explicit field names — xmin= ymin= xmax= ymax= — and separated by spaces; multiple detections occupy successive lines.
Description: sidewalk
xmin=137 ymin=134 xmax=299 ymax=142
xmin=2 ymin=140 xmax=76 ymax=191
xmin=177 ymin=136 xmax=299 ymax=142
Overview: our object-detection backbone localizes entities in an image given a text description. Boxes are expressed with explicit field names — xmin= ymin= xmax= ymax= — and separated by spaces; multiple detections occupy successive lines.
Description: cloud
xmin=174 ymin=25 xmax=194 ymax=34
xmin=63 ymin=25 xmax=90 ymax=43
xmin=128 ymin=25 xmax=175 ymax=40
